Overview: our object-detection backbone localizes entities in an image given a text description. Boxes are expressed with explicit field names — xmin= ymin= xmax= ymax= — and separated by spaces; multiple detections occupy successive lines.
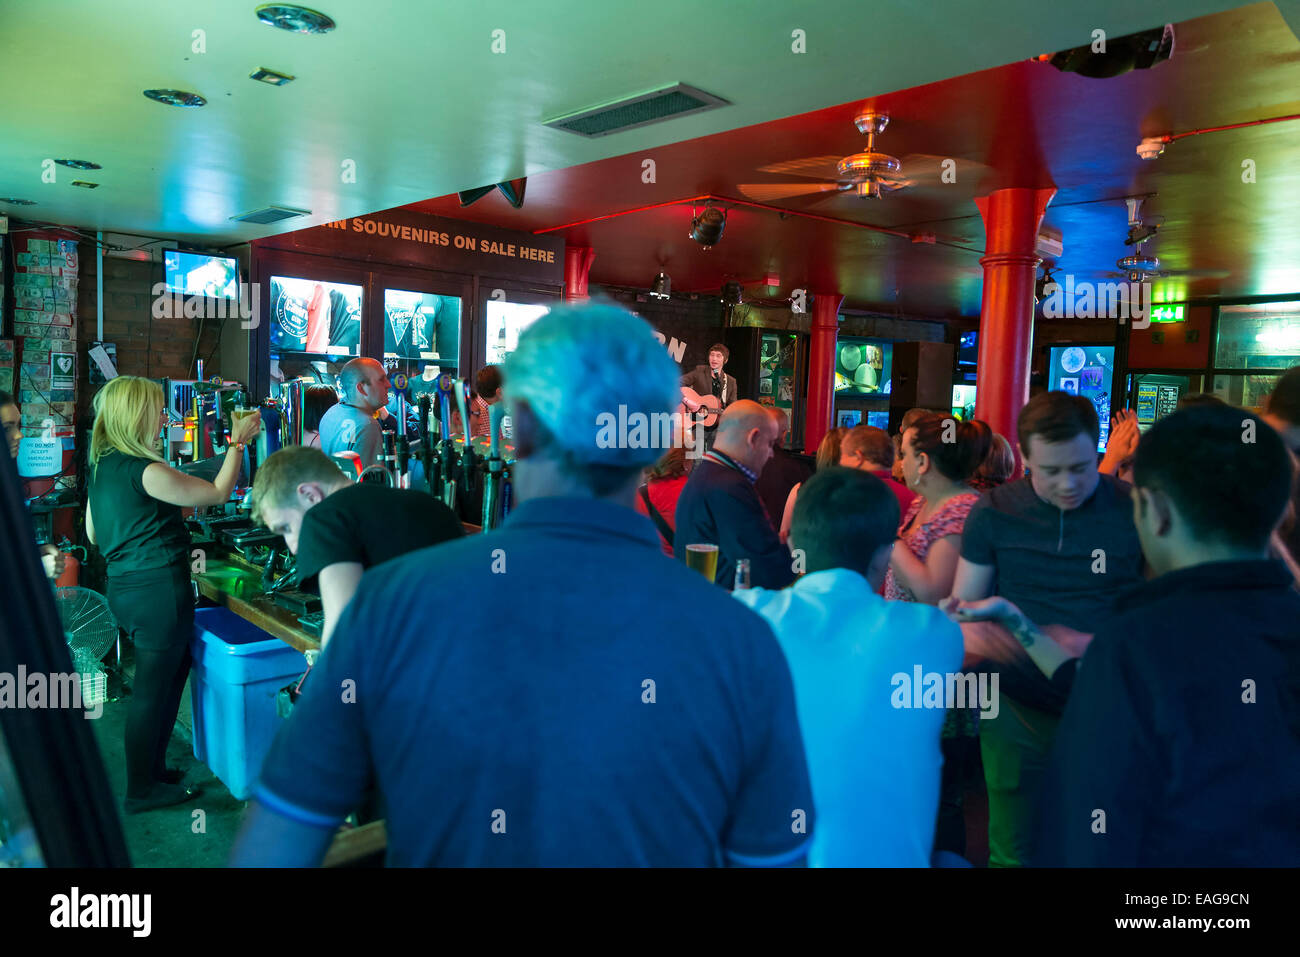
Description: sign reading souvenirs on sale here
xmin=259 ymin=209 xmax=566 ymax=286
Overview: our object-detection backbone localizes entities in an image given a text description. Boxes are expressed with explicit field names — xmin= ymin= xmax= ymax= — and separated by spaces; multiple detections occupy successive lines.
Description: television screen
xmin=951 ymin=384 xmax=977 ymax=421
xmin=1048 ymin=345 xmax=1114 ymax=452
xmin=486 ymin=300 xmax=550 ymax=365
xmin=834 ymin=338 xmax=891 ymax=395
xmin=957 ymin=330 xmax=978 ymax=367
xmin=866 ymin=410 xmax=890 ymax=429
xmin=1134 ymin=374 xmax=1187 ymax=431
xmin=269 ymin=276 xmax=363 ymax=356
xmin=165 ymin=251 xmax=238 ymax=298
xmin=384 ymin=290 xmax=460 ymax=361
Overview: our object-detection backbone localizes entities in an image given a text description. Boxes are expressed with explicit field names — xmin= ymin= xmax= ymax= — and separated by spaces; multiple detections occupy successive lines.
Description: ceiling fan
xmin=1097 ymin=198 xmax=1228 ymax=282
xmin=737 ymin=111 xmax=988 ymax=204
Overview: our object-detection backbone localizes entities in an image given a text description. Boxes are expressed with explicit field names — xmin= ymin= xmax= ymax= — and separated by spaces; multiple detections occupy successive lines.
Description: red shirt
xmin=633 ymin=475 xmax=688 ymax=556
xmin=871 ymin=469 xmax=918 ymax=518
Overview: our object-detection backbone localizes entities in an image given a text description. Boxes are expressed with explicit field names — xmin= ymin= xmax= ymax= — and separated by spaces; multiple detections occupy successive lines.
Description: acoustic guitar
xmin=680 ymin=386 xmax=723 ymax=428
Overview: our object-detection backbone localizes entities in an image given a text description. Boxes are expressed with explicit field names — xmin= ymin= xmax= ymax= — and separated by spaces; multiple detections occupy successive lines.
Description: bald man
xmin=673 ymin=400 xmax=797 ymax=590
xmin=318 ymin=358 xmax=391 ymax=467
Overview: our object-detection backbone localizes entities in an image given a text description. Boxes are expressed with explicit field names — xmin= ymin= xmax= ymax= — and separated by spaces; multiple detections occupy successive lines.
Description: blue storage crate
xmin=190 ymin=606 xmax=307 ymax=800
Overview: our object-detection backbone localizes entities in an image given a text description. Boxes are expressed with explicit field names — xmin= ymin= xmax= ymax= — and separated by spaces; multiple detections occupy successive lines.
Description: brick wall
xmin=75 ymin=254 xmax=223 ymax=422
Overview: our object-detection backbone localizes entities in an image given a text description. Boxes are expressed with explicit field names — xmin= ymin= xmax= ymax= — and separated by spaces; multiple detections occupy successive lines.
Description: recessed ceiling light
xmin=256 ymin=4 xmax=336 ymax=34
xmin=143 ymin=89 xmax=207 ymax=108
xmin=55 ymin=159 xmax=102 ymax=170
xmin=250 ymin=67 xmax=295 ymax=86
xmin=71 ymin=181 xmax=99 ymax=189
xmin=0 ymin=198 xmax=37 ymax=206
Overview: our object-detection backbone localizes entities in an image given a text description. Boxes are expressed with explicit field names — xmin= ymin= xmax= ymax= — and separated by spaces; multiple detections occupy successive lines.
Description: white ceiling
xmin=0 ymin=0 xmax=1248 ymax=248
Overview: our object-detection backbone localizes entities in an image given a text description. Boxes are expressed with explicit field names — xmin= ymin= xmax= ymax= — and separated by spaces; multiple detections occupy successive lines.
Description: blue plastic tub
xmin=190 ymin=606 xmax=306 ymax=800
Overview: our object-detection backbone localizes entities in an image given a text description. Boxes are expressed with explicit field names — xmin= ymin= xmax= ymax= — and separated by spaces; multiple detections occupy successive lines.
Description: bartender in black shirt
xmin=249 ymin=446 xmax=463 ymax=646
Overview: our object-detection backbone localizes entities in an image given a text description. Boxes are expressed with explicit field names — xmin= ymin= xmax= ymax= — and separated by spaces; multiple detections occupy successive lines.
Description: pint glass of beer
xmin=232 ymin=407 xmax=260 ymax=432
xmin=684 ymin=543 xmax=719 ymax=582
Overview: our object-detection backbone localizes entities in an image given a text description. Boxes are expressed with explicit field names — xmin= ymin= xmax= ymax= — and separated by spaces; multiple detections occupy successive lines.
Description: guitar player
xmin=680 ymin=343 xmax=739 ymax=450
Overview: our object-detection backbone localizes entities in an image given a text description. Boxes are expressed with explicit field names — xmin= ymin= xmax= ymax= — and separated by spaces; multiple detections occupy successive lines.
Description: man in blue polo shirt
xmin=231 ymin=303 xmax=815 ymax=867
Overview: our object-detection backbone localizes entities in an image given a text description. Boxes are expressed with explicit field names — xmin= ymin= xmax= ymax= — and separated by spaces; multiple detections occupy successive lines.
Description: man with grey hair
xmin=317 ymin=357 xmax=390 ymax=467
xmin=233 ymin=303 xmax=815 ymax=867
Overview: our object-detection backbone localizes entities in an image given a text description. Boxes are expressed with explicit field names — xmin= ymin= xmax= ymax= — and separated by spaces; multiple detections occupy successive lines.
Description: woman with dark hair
xmin=968 ymin=430 xmax=1016 ymax=493
xmin=633 ymin=446 xmax=689 ymax=555
xmin=887 ymin=415 xmax=990 ymax=602
xmin=301 ymin=385 xmax=339 ymax=449
xmin=885 ymin=412 xmax=991 ymax=859
xmin=779 ymin=426 xmax=847 ymax=545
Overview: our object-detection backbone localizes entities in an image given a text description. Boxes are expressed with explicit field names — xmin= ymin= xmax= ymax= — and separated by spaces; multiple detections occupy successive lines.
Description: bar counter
xmin=191 ymin=551 xmax=320 ymax=654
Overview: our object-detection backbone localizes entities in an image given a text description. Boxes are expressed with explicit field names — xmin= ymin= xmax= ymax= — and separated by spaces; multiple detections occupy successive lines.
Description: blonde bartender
xmin=86 ymin=376 xmax=261 ymax=813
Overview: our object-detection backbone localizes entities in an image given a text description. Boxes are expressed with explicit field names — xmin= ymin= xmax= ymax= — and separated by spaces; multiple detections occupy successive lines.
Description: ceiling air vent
xmin=230 ymin=205 xmax=311 ymax=224
xmin=544 ymin=83 xmax=729 ymax=138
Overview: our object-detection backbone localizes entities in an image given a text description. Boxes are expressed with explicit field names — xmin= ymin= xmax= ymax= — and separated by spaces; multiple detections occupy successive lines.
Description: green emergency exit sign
xmin=1151 ymin=305 xmax=1185 ymax=323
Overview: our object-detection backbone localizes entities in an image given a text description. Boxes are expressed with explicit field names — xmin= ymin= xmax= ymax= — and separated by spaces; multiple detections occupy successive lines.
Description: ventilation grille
xmin=544 ymin=83 xmax=729 ymax=138
xmin=230 ymin=205 xmax=311 ymax=224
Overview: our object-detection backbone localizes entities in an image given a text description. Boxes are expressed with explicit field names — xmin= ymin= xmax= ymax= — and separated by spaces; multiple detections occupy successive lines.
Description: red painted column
xmin=973 ymin=188 xmax=1055 ymax=473
xmin=564 ymin=246 xmax=596 ymax=302
xmin=804 ymin=292 xmax=842 ymax=456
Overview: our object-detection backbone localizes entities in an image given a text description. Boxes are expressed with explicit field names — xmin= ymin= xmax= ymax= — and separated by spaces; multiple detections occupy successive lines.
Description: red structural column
xmin=804 ymin=291 xmax=843 ymax=456
xmin=564 ymin=246 xmax=596 ymax=301
xmin=973 ymin=188 xmax=1055 ymax=473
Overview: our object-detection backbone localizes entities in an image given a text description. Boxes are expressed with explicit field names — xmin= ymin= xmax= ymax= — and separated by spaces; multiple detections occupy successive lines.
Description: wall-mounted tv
xmin=269 ymin=276 xmax=363 ymax=356
xmin=1048 ymin=344 xmax=1114 ymax=452
xmin=486 ymin=300 xmax=550 ymax=365
xmin=165 ymin=250 xmax=238 ymax=298
xmin=957 ymin=330 xmax=978 ymax=367
xmin=835 ymin=338 xmax=891 ymax=395
xmin=951 ymin=384 xmax=977 ymax=421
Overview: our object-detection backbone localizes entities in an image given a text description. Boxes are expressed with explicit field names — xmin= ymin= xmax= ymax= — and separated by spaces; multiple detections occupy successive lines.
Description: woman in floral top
xmin=885 ymin=412 xmax=992 ymax=858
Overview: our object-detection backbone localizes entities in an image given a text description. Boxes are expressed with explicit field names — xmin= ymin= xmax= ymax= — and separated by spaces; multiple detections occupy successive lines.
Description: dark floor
xmin=88 ymin=663 xmax=248 ymax=867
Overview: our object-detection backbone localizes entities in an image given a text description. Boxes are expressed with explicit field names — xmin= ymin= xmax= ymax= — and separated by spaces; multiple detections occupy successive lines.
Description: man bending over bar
xmin=231 ymin=303 xmax=814 ymax=867
xmin=248 ymin=446 xmax=463 ymax=646
xmin=1036 ymin=406 xmax=1300 ymax=865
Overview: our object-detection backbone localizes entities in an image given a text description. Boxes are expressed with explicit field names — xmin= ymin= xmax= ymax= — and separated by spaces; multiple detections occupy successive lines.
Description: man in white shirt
xmin=733 ymin=466 xmax=965 ymax=866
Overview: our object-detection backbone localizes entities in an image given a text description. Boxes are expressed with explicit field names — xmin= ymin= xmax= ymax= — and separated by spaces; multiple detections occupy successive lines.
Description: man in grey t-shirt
xmin=318 ymin=358 xmax=390 ymax=468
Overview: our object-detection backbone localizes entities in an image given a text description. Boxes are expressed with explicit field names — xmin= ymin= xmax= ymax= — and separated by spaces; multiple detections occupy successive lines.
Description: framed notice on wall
xmin=50 ymin=352 xmax=75 ymax=390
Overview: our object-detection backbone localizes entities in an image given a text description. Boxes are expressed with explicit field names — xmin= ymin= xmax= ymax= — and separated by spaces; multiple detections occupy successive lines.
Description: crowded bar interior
xmin=1 ymin=0 xmax=1298 ymax=902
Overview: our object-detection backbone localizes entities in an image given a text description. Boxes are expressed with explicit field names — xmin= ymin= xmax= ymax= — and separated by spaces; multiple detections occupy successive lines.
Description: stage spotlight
xmin=689 ymin=206 xmax=727 ymax=248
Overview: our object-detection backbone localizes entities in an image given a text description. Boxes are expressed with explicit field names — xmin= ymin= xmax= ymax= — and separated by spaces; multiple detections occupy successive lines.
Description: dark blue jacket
xmin=1035 ymin=559 xmax=1300 ymax=866
xmin=674 ymin=459 xmax=797 ymax=590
